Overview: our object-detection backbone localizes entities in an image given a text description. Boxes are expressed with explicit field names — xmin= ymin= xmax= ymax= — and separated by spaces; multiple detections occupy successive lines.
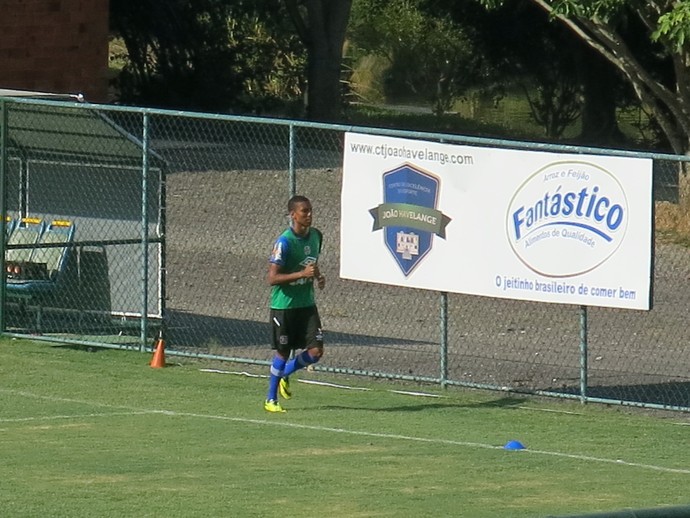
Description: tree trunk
xmin=305 ymin=49 xmax=344 ymax=121
xmin=284 ymin=0 xmax=352 ymax=121
xmin=577 ymin=47 xmax=625 ymax=146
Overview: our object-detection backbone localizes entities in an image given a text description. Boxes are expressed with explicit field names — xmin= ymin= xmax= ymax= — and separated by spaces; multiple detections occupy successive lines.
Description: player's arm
xmin=267 ymin=237 xmax=318 ymax=286
xmin=267 ymin=261 xmax=317 ymax=286
xmin=313 ymin=229 xmax=325 ymax=289
xmin=315 ymin=269 xmax=326 ymax=290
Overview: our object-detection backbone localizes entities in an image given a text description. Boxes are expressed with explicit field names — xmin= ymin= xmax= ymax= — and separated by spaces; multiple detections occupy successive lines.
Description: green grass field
xmin=1 ymin=338 xmax=688 ymax=517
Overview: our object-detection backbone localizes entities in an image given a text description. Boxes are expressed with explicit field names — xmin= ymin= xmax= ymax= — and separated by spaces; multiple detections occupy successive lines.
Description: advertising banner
xmin=340 ymin=133 xmax=653 ymax=310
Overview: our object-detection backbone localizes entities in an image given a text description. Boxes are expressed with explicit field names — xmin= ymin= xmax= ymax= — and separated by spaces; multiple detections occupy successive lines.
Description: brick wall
xmin=0 ymin=0 xmax=109 ymax=102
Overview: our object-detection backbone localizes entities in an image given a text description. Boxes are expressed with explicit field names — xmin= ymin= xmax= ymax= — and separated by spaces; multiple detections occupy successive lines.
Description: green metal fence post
xmin=440 ymin=292 xmax=448 ymax=386
xmin=289 ymin=124 xmax=296 ymax=197
xmin=285 ymin=120 xmax=296 ymax=369
xmin=0 ymin=100 xmax=7 ymax=332
xmin=140 ymin=112 xmax=150 ymax=352
xmin=579 ymin=305 xmax=588 ymax=404
xmin=158 ymin=145 xmax=167 ymax=350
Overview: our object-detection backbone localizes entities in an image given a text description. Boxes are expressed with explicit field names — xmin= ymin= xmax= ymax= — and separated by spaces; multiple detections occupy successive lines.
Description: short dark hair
xmin=288 ymin=195 xmax=311 ymax=213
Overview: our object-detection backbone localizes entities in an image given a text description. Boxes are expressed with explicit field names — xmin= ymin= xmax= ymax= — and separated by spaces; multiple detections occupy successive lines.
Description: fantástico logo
xmin=506 ymin=161 xmax=628 ymax=277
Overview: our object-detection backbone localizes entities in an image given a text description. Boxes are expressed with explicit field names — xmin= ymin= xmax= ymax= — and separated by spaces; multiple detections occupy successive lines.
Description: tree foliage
xmin=231 ymin=11 xmax=306 ymax=113
xmin=480 ymin=0 xmax=690 ymax=153
xmin=110 ymin=0 xmax=233 ymax=109
xmin=431 ymin=0 xmax=639 ymax=143
xmin=467 ymin=0 xmax=584 ymax=138
xmin=110 ymin=0 xmax=304 ymax=112
xmin=350 ymin=0 xmax=477 ymax=115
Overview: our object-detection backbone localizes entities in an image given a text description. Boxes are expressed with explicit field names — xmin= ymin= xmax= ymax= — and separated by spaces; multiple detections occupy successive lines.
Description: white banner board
xmin=340 ymin=133 xmax=653 ymax=310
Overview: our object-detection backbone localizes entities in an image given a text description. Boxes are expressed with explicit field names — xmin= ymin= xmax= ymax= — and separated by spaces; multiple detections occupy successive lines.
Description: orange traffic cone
xmin=150 ymin=338 xmax=166 ymax=368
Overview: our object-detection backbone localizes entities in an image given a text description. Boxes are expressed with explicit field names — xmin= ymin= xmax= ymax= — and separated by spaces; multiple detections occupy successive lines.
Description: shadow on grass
xmin=546 ymin=380 xmax=690 ymax=410
xmin=310 ymin=397 xmax=527 ymax=413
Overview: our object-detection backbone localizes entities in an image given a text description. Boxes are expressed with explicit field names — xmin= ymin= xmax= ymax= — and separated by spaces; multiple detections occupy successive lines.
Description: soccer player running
xmin=265 ymin=195 xmax=326 ymax=413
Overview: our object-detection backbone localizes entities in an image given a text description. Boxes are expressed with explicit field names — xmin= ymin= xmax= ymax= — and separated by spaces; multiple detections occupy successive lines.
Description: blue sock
xmin=283 ymin=350 xmax=319 ymax=377
xmin=267 ymin=356 xmax=286 ymax=401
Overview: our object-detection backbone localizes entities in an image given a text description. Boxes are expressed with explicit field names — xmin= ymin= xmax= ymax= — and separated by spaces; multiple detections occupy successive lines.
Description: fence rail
xmin=1 ymin=96 xmax=689 ymax=412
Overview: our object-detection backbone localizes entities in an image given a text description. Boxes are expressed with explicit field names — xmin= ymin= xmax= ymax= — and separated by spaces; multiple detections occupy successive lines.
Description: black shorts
xmin=270 ymin=306 xmax=323 ymax=353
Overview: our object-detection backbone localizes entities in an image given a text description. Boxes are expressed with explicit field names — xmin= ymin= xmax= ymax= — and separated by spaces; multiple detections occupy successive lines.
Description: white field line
xmin=297 ymin=379 xmax=372 ymax=391
xmin=202 ymin=369 xmax=441 ymax=396
xmin=516 ymin=406 xmax=585 ymax=415
xmin=0 ymin=411 xmax=153 ymax=424
xmin=2 ymin=387 xmax=689 ymax=475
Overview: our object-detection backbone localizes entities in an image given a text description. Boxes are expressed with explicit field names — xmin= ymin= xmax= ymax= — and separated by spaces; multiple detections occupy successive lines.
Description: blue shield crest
xmin=369 ymin=164 xmax=451 ymax=276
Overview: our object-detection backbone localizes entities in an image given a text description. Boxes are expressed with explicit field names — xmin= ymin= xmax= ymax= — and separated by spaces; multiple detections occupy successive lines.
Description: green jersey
xmin=269 ymin=227 xmax=323 ymax=309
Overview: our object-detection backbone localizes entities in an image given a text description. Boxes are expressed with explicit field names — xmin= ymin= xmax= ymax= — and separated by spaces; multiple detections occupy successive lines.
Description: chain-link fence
xmin=0 ymin=101 xmax=163 ymax=348
xmin=1 ymin=97 xmax=689 ymax=412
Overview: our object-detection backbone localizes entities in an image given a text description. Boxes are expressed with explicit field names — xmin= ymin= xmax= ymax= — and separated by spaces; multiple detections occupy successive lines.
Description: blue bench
xmin=5 ymin=217 xmax=45 ymax=267
xmin=5 ymin=218 xmax=76 ymax=329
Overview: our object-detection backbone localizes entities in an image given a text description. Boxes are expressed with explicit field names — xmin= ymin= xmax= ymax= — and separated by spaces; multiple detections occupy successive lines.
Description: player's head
xmin=288 ymin=195 xmax=311 ymax=214
xmin=288 ymin=195 xmax=313 ymax=230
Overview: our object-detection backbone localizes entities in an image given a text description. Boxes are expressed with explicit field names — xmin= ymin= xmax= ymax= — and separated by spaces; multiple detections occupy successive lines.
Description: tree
xmin=110 ymin=0 xmax=305 ymax=112
xmin=350 ymin=0 xmax=477 ymax=116
xmin=576 ymin=44 xmax=628 ymax=145
xmin=473 ymin=0 xmax=584 ymax=139
xmin=479 ymin=0 xmax=690 ymax=155
xmin=283 ymin=0 xmax=353 ymax=121
xmin=522 ymin=60 xmax=581 ymax=139
xmin=110 ymin=0 xmax=241 ymax=110
xmin=433 ymin=0 xmax=633 ymax=142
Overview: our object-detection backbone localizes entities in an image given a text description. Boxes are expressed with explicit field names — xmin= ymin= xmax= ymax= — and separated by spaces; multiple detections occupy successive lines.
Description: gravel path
xmin=162 ymin=160 xmax=690 ymax=409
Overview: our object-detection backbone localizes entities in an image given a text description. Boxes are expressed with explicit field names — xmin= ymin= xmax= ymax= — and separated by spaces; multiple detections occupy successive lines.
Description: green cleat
xmin=264 ymin=399 xmax=286 ymax=413
xmin=279 ymin=377 xmax=292 ymax=400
